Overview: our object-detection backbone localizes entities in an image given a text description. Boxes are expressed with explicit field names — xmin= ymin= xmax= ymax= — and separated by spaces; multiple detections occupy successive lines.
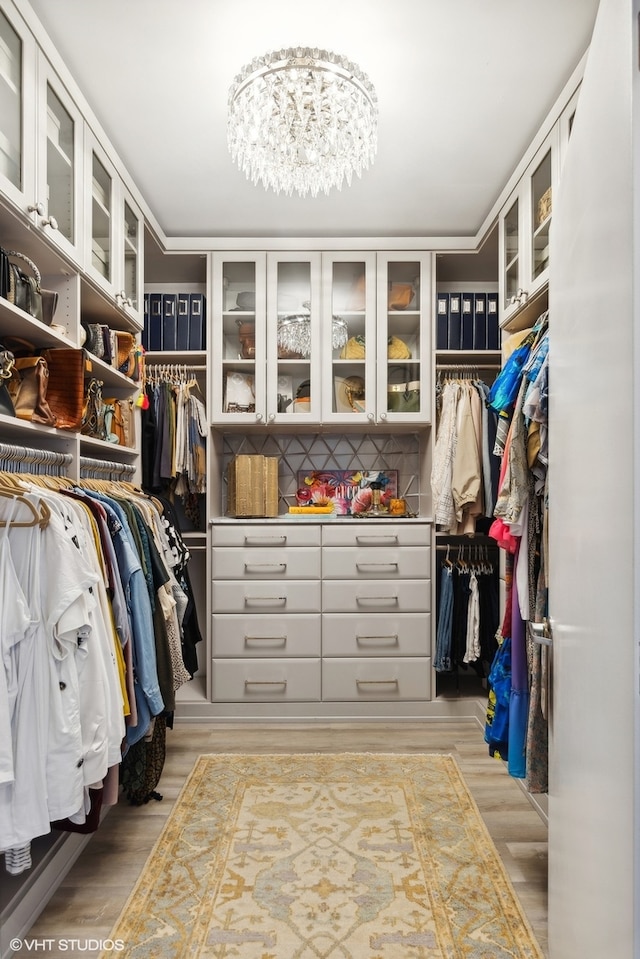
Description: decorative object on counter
xmin=334 ymin=374 xmax=365 ymax=414
xmin=296 ymin=469 xmax=398 ymax=515
xmin=236 ymin=319 xmax=255 ymax=359
xmin=288 ymin=503 xmax=334 ymax=514
xmin=227 ymin=454 xmax=279 ymax=517
xmin=224 ymin=370 xmax=256 ymax=413
xmin=228 ymin=47 xmax=378 ymax=198
xmin=389 ymin=498 xmax=407 ymax=516
xmin=2 ymin=248 xmax=58 ymax=325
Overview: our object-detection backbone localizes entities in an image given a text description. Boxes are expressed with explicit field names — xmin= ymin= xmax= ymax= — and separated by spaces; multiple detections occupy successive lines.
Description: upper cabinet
xmin=499 ymin=129 xmax=559 ymax=327
xmin=85 ymin=130 xmax=144 ymax=325
xmin=211 ymin=250 xmax=431 ymax=428
xmin=0 ymin=2 xmax=36 ymax=215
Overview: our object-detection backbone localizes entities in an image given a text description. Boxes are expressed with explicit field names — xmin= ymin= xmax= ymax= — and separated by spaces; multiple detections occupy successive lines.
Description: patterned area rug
xmin=102 ymin=753 xmax=544 ymax=958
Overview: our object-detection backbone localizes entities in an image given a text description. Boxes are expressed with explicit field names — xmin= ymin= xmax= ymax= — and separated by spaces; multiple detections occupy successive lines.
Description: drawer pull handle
xmin=244 ymin=536 xmax=287 ymax=545
xmin=244 ymin=563 xmax=287 ymax=572
xmin=355 ymin=535 xmax=399 ymax=544
xmin=244 ymin=596 xmax=287 ymax=606
xmin=356 ymin=678 xmax=399 ymax=687
xmin=244 ymin=679 xmax=287 ymax=688
xmin=356 ymin=595 xmax=399 ymax=606
xmin=355 ymin=562 xmax=399 ymax=570
xmin=245 ymin=635 xmax=287 ymax=645
xmin=356 ymin=634 xmax=399 ymax=646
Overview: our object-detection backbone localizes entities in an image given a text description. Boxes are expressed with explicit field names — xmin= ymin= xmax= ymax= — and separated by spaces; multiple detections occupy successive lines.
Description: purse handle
xmin=6 ymin=250 xmax=42 ymax=287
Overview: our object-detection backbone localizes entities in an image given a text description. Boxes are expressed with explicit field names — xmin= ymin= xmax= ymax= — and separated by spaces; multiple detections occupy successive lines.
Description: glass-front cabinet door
xmin=86 ymin=132 xmax=114 ymax=290
xmin=499 ymin=129 xmax=558 ymax=326
xmin=212 ymin=252 xmax=267 ymax=425
xmin=118 ymin=189 xmax=143 ymax=322
xmin=321 ymin=252 xmax=375 ymax=423
xmin=0 ymin=3 xmax=36 ymax=214
xmin=267 ymin=252 xmax=321 ymax=424
xmin=376 ymin=253 xmax=431 ymax=425
xmin=36 ymin=53 xmax=83 ymax=263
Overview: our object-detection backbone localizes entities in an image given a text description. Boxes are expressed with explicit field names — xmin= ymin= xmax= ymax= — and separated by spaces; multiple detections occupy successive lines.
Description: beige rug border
xmin=103 ymin=752 xmax=545 ymax=959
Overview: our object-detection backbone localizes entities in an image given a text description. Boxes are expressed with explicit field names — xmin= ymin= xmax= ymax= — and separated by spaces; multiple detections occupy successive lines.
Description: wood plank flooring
xmin=10 ymin=721 xmax=549 ymax=958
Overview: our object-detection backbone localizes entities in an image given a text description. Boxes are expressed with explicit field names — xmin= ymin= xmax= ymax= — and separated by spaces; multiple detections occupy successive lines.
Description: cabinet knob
xmin=367 ymin=412 xmax=375 ymax=422
xmin=379 ymin=412 xmax=388 ymax=421
xmin=268 ymin=413 xmax=276 ymax=422
xmin=255 ymin=412 xmax=264 ymax=422
xmin=41 ymin=215 xmax=58 ymax=231
xmin=28 ymin=201 xmax=45 ymax=216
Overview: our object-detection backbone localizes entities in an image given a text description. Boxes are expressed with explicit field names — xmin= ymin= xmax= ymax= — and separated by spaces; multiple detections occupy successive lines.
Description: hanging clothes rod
xmin=436 ymin=363 xmax=501 ymax=371
xmin=79 ymin=456 xmax=136 ymax=480
xmin=0 ymin=443 xmax=72 ymax=474
xmin=145 ymin=363 xmax=206 ymax=374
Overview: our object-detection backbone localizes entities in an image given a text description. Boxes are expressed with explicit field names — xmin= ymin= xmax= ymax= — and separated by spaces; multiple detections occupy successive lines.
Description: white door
xmin=548 ymin=0 xmax=638 ymax=956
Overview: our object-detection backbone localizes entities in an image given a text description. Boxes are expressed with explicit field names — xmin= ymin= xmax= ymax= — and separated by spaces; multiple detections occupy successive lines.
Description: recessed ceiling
xmin=27 ymin=0 xmax=599 ymax=241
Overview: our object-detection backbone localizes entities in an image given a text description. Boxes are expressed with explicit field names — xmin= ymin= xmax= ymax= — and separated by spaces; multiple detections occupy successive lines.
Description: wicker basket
xmin=227 ymin=454 xmax=279 ymax=517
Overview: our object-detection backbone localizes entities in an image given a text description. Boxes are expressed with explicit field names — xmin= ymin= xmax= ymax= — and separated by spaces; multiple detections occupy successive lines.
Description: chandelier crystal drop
xmin=227 ymin=47 xmax=378 ymax=199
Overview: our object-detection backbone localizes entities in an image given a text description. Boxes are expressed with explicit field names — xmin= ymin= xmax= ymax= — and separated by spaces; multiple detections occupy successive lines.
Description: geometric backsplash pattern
xmin=222 ymin=432 xmax=422 ymax=513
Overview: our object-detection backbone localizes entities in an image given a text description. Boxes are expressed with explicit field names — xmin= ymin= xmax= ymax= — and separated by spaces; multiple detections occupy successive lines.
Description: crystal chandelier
xmin=227 ymin=47 xmax=378 ymax=198
xmin=278 ymin=307 xmax=348 ymax=358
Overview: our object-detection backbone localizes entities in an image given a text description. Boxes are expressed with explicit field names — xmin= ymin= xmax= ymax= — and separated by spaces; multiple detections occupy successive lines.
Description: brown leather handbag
xmin=42 ymin=348 xmax=86 ymax=430
xmin=8 ymin=356 xmax=57 ymax=426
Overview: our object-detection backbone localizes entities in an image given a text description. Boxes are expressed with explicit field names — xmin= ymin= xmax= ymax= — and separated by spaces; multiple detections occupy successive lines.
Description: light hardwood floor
xmin=11 ymin=720 xmax=549 ymax=958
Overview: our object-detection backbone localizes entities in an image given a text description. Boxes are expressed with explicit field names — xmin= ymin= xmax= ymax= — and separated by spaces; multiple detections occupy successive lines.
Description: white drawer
xmin=211 ymin=658 xmax=321 ymax=701
xmin=212 ymin=524 xmax=321 ymax=547
xmin=322 ymin=613 xmax=430 ymax=657
xmin=212 ymin=547 xmax=320 ymax=579
xmin=322 ymin=546 xmax=430 ymax=579
xmin=322 ymin=657 xmax=432 ymax=701
xmin=322 ymin=580 xmax=430 ymax=613
xmin=212 ymin=580 xmax=321 ymax=613
xmin=212 ymin=614 xmax=321 ymax=657
xmin=322 ymin=523 xmax=431 ymax=548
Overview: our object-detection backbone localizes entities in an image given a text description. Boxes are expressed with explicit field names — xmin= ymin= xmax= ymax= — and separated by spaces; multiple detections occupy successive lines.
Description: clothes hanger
xmin=0 ymin=485 xmax=50 ymax=528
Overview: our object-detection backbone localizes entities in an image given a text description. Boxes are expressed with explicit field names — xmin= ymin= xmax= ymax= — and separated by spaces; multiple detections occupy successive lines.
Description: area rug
xmin=102 ymin=753 xmax=544 ymax=959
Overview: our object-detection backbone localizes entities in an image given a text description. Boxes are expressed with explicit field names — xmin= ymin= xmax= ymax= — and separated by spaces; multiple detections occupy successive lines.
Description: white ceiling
xmin=27 ymin=0 xmax=599 ymax=242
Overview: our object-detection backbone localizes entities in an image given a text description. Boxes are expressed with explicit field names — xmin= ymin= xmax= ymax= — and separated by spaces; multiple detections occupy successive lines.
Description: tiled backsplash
xmin=222 ymin=432 xmax=422 ymax=515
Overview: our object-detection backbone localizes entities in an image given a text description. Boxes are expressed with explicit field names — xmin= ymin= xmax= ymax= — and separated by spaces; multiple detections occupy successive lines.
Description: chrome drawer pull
xmin=244 ymin=563 xmax=287 ymax=571
xmin=244 ymin=635 xmax=287 ymax=645
xmin=356 ymin=595 xmax=399 ymax=606
xmin=355 ymin=534 xmax=399 ymax=544
xmin=355 ymin=562 xmax=399 ymax=570
xmin=356 ymin=678 xmax=399 ymax=687
xmin=244 ymin=535 xmax=287 ymax=545
xmin=244 ymin=679 xmax=287 ymax=688
xmin=244 ymin=596 xmax=287 ymax=606
xmin=356 ymin=634 xmax=399 ymax=645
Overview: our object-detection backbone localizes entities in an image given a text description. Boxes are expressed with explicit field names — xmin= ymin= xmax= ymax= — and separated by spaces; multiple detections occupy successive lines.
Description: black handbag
xmin=3 ymin=249 xmax=58 ymax=325
xmin=0 ymin=345 xmax=16 ymax=417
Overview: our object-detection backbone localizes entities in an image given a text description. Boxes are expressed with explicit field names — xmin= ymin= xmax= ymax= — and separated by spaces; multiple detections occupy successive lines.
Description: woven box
xmin=227 ymin=454 xmax=279 ymax=517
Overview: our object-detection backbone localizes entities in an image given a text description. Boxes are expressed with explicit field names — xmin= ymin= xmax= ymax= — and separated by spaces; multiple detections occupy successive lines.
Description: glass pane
xmin=331 ymin=261 xmax=365 ymax=415
xmin=386 ymin=261 xmax=421 ymax=416
xmin=531 ymin=149 xmax=551 ymax=278
xmin=276 ymin=261 xmax=311 ymax=415
xmin=91 ymin=152 xmax=111 ymax=279
xmin=46 ymin=84 xmax=74 ymax=242
xmin=0 ymin=10 xmax=22 ymax=189
xmin=123 ymin=200 xmax=138 ymax=306
xmin=222 ymin=261 xmax=256 ymax=414
xmin=505 ymin=199 xmax=519 ymax=265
